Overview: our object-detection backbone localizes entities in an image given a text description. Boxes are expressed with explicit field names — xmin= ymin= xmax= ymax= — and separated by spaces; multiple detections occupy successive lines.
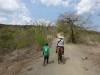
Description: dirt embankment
xmin=0 ymin=48 xmax=41 ymax=75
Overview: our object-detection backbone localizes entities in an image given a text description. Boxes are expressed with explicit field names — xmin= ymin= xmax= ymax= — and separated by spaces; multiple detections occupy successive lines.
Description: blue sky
xmin=0 ymin=0 xmax=100 ymax=31
xmin=23 ymin=0 xmax=76 ymax=22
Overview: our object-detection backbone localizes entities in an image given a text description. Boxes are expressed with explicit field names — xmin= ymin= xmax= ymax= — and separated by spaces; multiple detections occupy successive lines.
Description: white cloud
xmin=10 ymin=4 xmax=32 ymax=25
xmin=40 ymin=0 xmax=61 ymax=6
xmin=76 ymin=0 xmax=100 ymax=31
xmin=0 ymin=16 xmax=8 ymax=23
xmin=0 ymin=0 xmax=33 ymax=25
xmin=76 ymin=0 xmax=100 ymax=14
xmin=62 ymin=1 xmax=69 ymax=7
xmin=34 ymin=18 xmax=55 ymax=26
xmin=11 ymin=15 xmax=32 ymax=25
xmin=38 ymin=18 xmax=50 ymax=22
xmin=0 ymin=0 xmax=20 ymax=12
xmin=76 ymin=0 xmax=93 ymax=14
xmin=31 ymin=0 xmax=69 ymax=7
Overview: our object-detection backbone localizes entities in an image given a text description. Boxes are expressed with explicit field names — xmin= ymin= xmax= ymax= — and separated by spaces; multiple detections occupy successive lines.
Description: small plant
xmin=34 ymin=26 xmax=47 ymax=50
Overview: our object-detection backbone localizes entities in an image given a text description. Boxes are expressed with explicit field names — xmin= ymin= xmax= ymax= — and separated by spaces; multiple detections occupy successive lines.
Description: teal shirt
xmin=43 ymin=46 xmax=50 ymax=56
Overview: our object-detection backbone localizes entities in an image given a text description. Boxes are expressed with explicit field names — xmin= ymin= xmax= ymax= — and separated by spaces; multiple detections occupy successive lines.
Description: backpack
xmin=57 ymin=38 xmax=64 ymax=46
xmin=43 ymin=46 xmax=49 ymax=56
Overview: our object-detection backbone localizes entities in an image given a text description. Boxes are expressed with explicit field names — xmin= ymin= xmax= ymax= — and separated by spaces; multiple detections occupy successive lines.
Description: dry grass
xmin=0 ymin=48 xmax=41 ymax=75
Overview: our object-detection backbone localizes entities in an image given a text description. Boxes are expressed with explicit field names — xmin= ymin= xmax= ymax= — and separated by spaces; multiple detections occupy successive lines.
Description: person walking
xmin=42 ymin=43 xmax=50 ymax=66
xmin=56 ymin=33 xmax=64 ymax=64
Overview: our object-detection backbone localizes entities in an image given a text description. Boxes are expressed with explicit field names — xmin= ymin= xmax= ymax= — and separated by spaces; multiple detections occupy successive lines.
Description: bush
xmin=0 ymin=27 xmax=16 ymax=55
xmin=14 ymin=28 xmax=35 ymax=49
xmin=34 ymin=26 xmax=47 ymax=50
xmin=0 ymin=25 xmax=55 ymax=55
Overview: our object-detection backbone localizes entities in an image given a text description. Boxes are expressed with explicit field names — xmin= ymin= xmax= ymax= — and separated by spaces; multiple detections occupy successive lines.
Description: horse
xmin=56 ymin=46 xmax=64 ymax=64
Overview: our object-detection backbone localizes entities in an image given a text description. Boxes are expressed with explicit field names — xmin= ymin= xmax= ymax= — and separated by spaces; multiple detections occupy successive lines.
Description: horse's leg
xmin=58 ymin=53 xmax=60 ymax=64
xmin=60 ymin=48 xmax=63 ymax=63
xmin=58 ymin=52 xmax=62 ymax=63
xmin=60 ymin=53 xmax=62 ymax=63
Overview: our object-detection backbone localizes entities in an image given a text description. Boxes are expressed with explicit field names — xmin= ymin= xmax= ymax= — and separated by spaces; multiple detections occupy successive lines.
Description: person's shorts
xmin=44 ymin=55 xmax=49 ymax=60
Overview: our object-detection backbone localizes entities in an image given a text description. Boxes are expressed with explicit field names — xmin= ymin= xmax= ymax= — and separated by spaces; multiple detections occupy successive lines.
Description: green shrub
xmin=0 ymin=27 xmax=16 ymax=55
xmin=14 ymin=28 xmax=35 ymax=49
xmin=0 ymin=25 xmax=55 ymax=55
xmin=34 ymin=27 xmax=47 ymax=47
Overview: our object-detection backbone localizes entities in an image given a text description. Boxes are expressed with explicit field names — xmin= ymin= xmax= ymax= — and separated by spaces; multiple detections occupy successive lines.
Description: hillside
xmin=0 ymin=24 xmax=100 ymax=75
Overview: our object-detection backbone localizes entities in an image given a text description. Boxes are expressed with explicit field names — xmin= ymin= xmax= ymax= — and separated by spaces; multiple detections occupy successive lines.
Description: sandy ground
xmin=18 ymin=39 xmax=100 ymax=75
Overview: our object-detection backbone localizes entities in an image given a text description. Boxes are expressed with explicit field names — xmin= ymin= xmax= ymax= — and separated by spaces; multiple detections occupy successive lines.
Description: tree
xmin=56 ymin=13 xmax=84 ymax=43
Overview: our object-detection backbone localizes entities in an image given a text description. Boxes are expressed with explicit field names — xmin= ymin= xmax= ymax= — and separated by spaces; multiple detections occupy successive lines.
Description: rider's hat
xmin=57 ymin=33 xmax=64 ymax=39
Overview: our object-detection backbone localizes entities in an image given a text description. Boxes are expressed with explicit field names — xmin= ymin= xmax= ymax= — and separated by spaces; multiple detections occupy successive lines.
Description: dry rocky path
xmin=19 ymin=39 xmax=100 ymax=75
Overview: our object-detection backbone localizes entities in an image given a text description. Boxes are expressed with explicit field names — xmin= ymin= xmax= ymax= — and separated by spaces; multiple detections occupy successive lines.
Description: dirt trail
xmin=19 ymin=39 xmax=100 ymax=75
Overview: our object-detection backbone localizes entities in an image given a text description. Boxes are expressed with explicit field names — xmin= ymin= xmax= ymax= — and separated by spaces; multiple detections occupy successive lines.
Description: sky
xmin=0 ymin=0 xmax=100 ymax=31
